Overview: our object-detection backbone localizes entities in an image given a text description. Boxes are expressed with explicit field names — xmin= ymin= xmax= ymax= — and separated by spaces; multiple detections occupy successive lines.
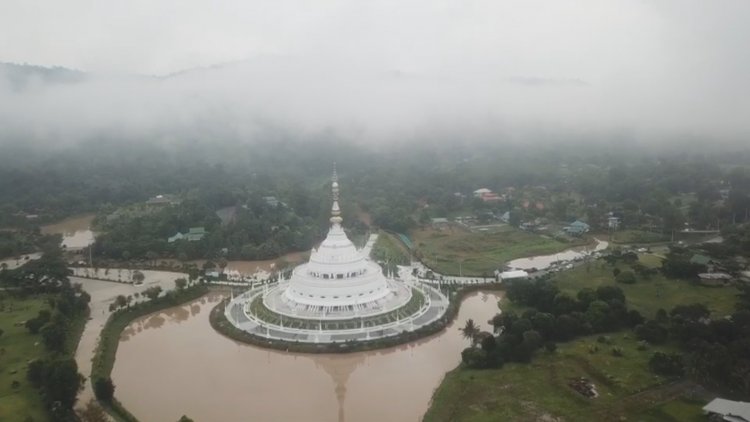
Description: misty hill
xmin=0 ymin=62 xmax=87 ymax=91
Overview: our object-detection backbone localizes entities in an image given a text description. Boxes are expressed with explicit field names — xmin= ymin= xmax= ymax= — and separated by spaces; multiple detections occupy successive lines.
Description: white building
xmin=473 ymin=188 xmax=492 ymax=197
xmin=499 ymin=270 xmax=529 ymax=281
xmin=703 ymin=398 xmax=750 ymax=422
xmin=263 ymin=167 xmax=411 ymax=319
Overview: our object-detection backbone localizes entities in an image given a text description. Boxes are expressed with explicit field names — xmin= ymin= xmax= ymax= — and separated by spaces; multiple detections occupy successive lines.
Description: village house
xmin=564 ymin=220 xmax=590 ymax=236
xmin=430 ymin=217 xmax=450 ymax=229
xmin=690 ymin=254 xmax=717 ymax=271
xmin=168 ymin=227 xmax=207 ymax=243
xmin=703 ymin=398 xmax=750 ymax=422
xmin=145 ymin=194 xmax=180 ymax=207
xmin=698 ymin=272 xmax=732 ymax=287
xmin=473 ymin=188 xmax=505 ymax=203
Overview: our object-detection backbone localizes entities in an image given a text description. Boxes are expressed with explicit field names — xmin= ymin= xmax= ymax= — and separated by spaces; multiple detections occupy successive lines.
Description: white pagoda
xmin=262 ymin=167 xmax=411 ymax=320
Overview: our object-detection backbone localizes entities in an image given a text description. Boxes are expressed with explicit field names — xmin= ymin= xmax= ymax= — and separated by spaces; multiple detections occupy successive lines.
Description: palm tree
xmin=460 ymin=319 xmax=480 ymax=346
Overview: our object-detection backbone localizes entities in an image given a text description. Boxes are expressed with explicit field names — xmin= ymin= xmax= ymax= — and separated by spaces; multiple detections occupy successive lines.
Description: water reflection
xmin=113 ymin=291 xmax=501 ymax=422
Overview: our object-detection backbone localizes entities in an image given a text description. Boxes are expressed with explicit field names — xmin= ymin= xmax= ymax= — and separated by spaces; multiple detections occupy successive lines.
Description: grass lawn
xmin=0 ymin=296 xmax=52 ymax=422
xmin=370 ymin=232 xmax=410 ymax=265
xmin=636 ymin=397 xmax=706 ymax=422
xmin=424 ymin=332 xmax=695 ymax=422
xmin=428 ymin=253 xmax=738 ymax=421
xmin=411 ymin=226 xmax=588 ymax=276
xmin=552 ymin=257 xmax=739 ymax=319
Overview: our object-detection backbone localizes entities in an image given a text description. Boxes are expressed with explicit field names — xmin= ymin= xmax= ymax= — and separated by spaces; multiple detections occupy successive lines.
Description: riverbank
xmin=423 ymin=331 xmax=706 ymax=421
xmin=111 ymin=289 xmax=504 ymax=421
xmin=90 ymin=284 xmax=209 ymax=421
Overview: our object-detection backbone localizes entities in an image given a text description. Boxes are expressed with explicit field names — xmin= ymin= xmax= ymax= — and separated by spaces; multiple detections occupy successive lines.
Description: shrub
xmin=615 ymin=270 xmax=637 ymax=284
xmin=648 ymin=352 xmax=684 ymax=377
xmin=94 ymin=377 xmax=115 ymax=403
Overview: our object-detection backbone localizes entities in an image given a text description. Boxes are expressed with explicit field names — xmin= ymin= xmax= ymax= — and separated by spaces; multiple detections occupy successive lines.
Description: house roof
xmin=569 ymin=220 xmax=590 ymax=229
xmin=473 ymin=188 xmax=492 ymax=194
xmin=690 ymin=254 xmax=713 ymax=265
xmin=703 ymin=398 xmax=750 ymax=422
xmin=500 ymin=270 xmax=529 ymax=280
xmin=167 ymin=233 xmax=184 ymax=243
xmin=699 ymin=272 xmax=732 ymax=280
xmin=188 ymin=227 xmax=206 ymax=234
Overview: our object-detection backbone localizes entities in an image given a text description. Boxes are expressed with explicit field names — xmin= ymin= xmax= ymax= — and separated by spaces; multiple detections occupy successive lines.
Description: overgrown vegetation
xmin=0 ymin=245 xmax=90 ymax=422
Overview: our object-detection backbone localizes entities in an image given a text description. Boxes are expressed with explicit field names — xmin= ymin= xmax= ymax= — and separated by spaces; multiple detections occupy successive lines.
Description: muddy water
xmin=112 ymin=291 xmax=502 ymax=422
xmin=71 ymin=271 xmax=189 ymax=405
xmin=41 ymin=213 xmax=96 ymax=250
xmin=506 ymin=238 xmax=609 ymax=270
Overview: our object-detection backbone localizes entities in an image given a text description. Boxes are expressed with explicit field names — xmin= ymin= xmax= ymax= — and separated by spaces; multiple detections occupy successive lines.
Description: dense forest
xmin=1 ymin=139 xmax=750 ymax=261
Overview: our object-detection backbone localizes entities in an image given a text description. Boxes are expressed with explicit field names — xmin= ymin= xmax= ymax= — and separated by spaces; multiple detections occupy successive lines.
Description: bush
xmin=635 ymin=320 xmax=668 ymax=344
xmin=461 ymin=347 xmax=488 ymax=369
xmin=648 ymin=352 xmax=684 ymax=377
xmin=615 ymin=270 xmax=637 ymax=284
xmin=94 ymin=377 xmax=115 ymax=403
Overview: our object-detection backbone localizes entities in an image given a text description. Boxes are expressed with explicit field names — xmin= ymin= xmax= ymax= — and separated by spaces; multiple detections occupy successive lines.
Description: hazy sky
xmin=1 ymin=1 xmax=749 ymax=145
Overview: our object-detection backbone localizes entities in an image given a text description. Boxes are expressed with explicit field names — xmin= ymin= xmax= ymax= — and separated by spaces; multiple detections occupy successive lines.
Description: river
xmin=112 ymin=290 xmax=502 ymax=422
xmin=506 ymin=238 xmax=609 ymax=270
xmin=41 ymin=213 xmax=96 ymax=250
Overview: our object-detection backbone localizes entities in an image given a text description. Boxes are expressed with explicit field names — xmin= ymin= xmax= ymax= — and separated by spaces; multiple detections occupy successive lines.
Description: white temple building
xmin=262 ymin=167 xmax=412 ymax=320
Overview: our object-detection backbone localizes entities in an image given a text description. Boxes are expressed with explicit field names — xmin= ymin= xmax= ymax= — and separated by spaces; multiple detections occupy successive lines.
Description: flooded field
xmin=112 ymin=291 xmax=502 ymax=422
xmin=41 ymin=213 xmax=96 ymax=250
xmin=506 ymin=238 xmax=609 ymax=270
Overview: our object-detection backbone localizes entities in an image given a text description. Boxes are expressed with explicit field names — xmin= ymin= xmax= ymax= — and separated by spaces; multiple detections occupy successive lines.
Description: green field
xmin=0 ymin=296 xmax=52 ymax=422
xmin=411 ymin=226 xmax=588 ymax=276
xmin=370 ymin=232 xmax=411 ymax=266
xmin=611 ymin=230 xmax=668 ymax=244
xmin=552 ymin=255 xmax=739 ymax=318
xmin=430 ymin=253 xmax=736 ymax=421
xmin=424 ymin=332 xmax=702 ymax=422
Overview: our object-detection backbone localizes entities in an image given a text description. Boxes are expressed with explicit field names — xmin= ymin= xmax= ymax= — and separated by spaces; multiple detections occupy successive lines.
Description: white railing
xmin=223 ymin=281 xmax=449 ymax=342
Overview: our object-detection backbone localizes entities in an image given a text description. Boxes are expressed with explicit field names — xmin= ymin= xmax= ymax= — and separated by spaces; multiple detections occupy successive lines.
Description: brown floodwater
xmin=112 ymin=291 xmax=502 ymax=422
xmin=40 ymin=213 xmax=96 ymax=250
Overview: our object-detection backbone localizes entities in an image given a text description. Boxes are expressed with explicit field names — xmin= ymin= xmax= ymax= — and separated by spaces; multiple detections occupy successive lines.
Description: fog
xmin=1 ymin=1 xmax=749 ymax=147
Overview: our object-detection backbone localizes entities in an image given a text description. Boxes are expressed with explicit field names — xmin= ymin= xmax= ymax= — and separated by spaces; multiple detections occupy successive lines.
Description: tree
xmin=649 ymin=352 xmax=684 ymax=377
xmin=40 ymin=318 xmax=68 ymax=352
xmin=132 ymin=270 xmax=145 ymax=284
xmin=146 ymin=250 xmax=159 ymax=266
xmin=27 ymin=358 xmax=84 ymax=416
xmin=78 ymin=399 xmax=108 ymax=422
xmin=143 ymin=286 xmax=162 ymax=301
xmin=615 ymin=270 xmax=637 ymax=284
xmin=217 ymin=257 xmax=228 ymax=273
xmin=25 ymin=309 xmax=51 ymax=334
xmin=461 ymin=347 xmax=488 ymax=369
xmin=93 ymin=377 xmax=115 ymax=403
xmin=114 ymin=295 xmax=127 ymax=309
xmin=178 ymin=416 xmax=196 ymax=422
xmin=460 ymin=319 xmax=480 ymax=346
xmin=175 ymin=278 xmax=187 ymax=290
